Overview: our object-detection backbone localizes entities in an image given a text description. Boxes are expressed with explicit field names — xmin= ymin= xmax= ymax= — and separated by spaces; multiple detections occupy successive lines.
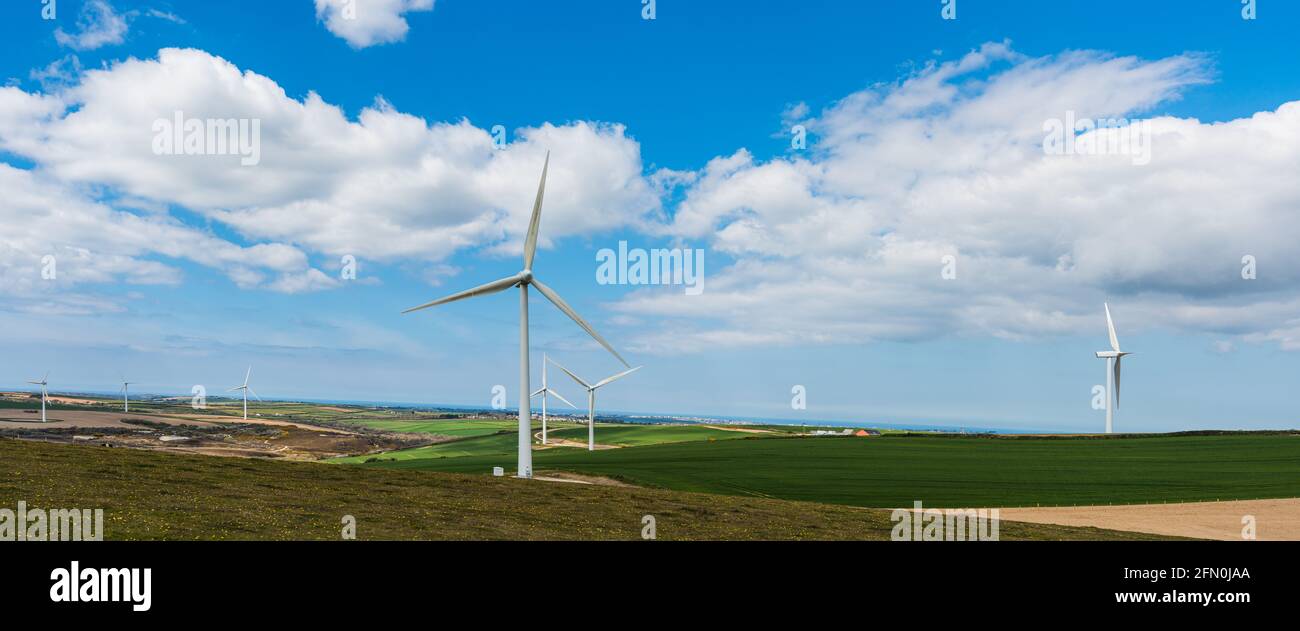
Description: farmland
xmin=351 ymin=431 xmax=1300 ymax=509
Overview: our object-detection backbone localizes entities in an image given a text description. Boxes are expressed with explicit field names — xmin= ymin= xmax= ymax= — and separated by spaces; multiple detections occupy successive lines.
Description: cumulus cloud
xmin=0 ymin=165 xmax=326 ymax=299
xmin=0 ymin=49 xmax=658 ymax=269
xmin=314 ymin=0 xmax=434 ymax=48
xmin=620 ymin=43 xmax=1300 ymax=353
xmin=5 ymin=42 xmax=1300 ymax=355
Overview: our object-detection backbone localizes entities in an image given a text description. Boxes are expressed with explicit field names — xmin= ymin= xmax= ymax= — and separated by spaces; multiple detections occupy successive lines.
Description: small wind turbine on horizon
xmin=548 ymin=357 xmax=641 ymax=451
xmin=1095 ymin=303 xmax=1133 ymax=434
xmin=226 ymin=366 xmax=261 ymax=420
xmin=26 ymin=372 xmax=49 ymax=423
xmin=120 ymin=376 xmax=133 ymax=413
xmin=530 ymin=353 xmax=577 ymax=445
xmin=402 ymin=152 xmax=632 ymax=479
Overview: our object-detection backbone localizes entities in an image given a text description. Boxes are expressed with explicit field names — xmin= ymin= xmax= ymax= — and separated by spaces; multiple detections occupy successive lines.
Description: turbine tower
xmin=226 ymin=366 xmax=260 ymax=420
xmin=530 ymin=353 xmax=577 ymax=445
xmin=120 ymin=376 xmax=133 ymax=413
xmin=1095 ymin=303 xmax=1133 ymax=434
xmin=548 ymin=357 xmax=640 ymax=451
xmin=403 ymin=153 xmax=631 ymax=478
xmin=26 ymin=372 xmax=49 ymax=423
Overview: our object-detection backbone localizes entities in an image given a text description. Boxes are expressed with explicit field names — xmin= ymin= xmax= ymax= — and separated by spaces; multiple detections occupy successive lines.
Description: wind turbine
xmin=403 ymin=153 xmax=631 ymax=478
xmin=548 ymin=357 xmax=641 ymax=451
xmin=226 ymin=366 xmax=260 ymax=420
xmin=530 ymin=353 xmax=577 ymax=445
xmin=1095 ymin=303 xmax=1133 ymax=434
xmin=26 ymin=372 xmax=49 ymax=423
xmin=120 ymin=376 xmax=132 ymax=413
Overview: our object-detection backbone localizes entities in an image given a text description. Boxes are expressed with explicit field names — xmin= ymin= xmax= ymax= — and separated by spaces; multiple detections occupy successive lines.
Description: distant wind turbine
xmin=403 ymin=153 xmax=631 ymax=478
xmin=1095 ymin=303 xmax=1133 ymax=434
xmin=226 ymin=366 xmax=260 ymax=420
xmin=548 ymin=357 xmax=641 ymax=451
xmin=26 ymin=372 xmax=49 ymax=423
xmin=530 ymin=353 xmax=577 ymax=445
xmin=120 ymin=376 xmax=133 ymax=413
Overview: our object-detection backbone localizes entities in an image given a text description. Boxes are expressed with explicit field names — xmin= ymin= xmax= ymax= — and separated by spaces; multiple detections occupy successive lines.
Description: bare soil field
xmin=996 ymin=498 xmax=1300 ymax=541
xmin=0 ymin=410 xmax=425 ymax=461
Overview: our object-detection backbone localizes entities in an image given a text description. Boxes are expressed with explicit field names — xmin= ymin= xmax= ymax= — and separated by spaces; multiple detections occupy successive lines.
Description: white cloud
xmin=29 ymin=55 xmax=84 ymax=91
xmin=314 ymin=0 xmax=434 ymax=49
xmin=620 ymin=44 xmax=1300 ymax=353
xmin=0 ymin=164 xmax=328 ymax=297
xmin=54 ymin=0 xmax=128 ymax=51
xmin=0 ymin=49 xmax=659 ymax=270
xmin=6 ymin=43 xmax=1300 ymax=356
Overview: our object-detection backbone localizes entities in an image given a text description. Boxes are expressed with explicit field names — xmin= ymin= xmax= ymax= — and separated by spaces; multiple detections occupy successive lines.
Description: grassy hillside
xmin=0 ymin=437 xmax=1166 ymax=540
xmin=357 ymin=433 xmax=1300 ymax=508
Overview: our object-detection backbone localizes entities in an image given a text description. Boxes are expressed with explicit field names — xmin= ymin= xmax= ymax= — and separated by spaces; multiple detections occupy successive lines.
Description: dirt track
xmin=996 ymin=498 xmax=1300 ymax=541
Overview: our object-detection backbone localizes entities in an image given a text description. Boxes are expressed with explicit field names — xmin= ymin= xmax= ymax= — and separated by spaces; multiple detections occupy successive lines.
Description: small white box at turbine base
xmin=493 ymin=467 xmax=504 ymax=477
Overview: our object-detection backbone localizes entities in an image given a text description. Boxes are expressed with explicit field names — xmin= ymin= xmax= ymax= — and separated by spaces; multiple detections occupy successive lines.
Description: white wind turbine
xmin=548 ymin=357 xmax=641 ymax=451
xmin=227 ymin=366 xmax=260 ymax=420
xmin=1095 ymin=303 xmax=1133 ymax=434
xmin=403 ymin=153 xmax=631 ymax=478
xmin=26 ymin=372 xmax=49 ymax=423
xmin=120 ymin=376 xmax=133 ymax=413
xmin=530 ymin=353 xmax=577 ymax=445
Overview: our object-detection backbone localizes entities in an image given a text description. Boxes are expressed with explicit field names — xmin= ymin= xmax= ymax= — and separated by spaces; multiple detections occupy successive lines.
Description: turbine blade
xmin=248 ymin=387 xmax=262 ymax=402
xmin=402 ymin=274 xmax=519 ymax=314
xmin=530 ymin=388 xmax=545 ymax=398
xmin=226 ymin=386 xmax=243 ymax=392
xmin=244 ymin=365 xmax=252 ymax=387
xmin=1105 ymin=303 xmax=1121 ymax=352
xmin=532 ymin=278 xmax=630 ymax=368
xmin=546 ymin=356 xmax=591 ymax=390
xmin=593 ymin=366 xmax=642 ymax=390
xmin=549 ymin=389 xmax=578 ymax=409
xmin=523 ymin=151 xmax=550 ymax=270
xmin=1113 ymin=356 xmax=1122 ymax=411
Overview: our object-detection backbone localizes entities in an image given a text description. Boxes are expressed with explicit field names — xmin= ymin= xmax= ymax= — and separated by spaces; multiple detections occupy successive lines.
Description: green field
xmin=0 ymin=437 xmax=1165 ymax=540
xmin=543 ymin=424 xmax=757 ymax=446
xmin=353 ymin=432 xmax=1300 ymax=508
xmin=329 ymin=422 xmax=751 ymax=463
xmin=345 ymin=418 xmax=522 ymax=437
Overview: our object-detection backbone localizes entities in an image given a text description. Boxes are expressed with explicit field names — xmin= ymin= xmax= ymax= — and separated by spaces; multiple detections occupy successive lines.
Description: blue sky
xmin=1 ymin=0 xmax=1298 ymax=432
